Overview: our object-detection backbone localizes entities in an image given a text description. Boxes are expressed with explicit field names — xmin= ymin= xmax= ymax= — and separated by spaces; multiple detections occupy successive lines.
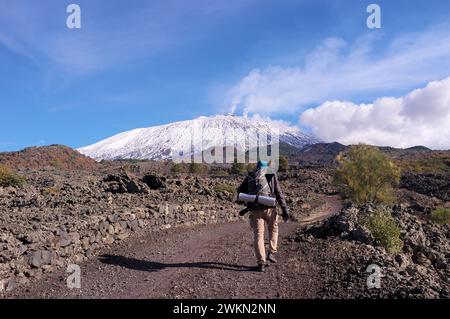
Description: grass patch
xmin=214 ymin=170 xmax=229 ymax=176
xmin=231 ymin=163 xmax=256 ymax=175
xmin=0 ymin=165 xmax=26 ymax=187
xmin=430 ymin=208 xmax=450 ymax=225
xmin=42 ymin=186 xmax=61 ymax=196
xmin=213 ymin=183 xmax=236 ymax=194
xmin=189 ymin=163 xmax=205 ymax=174
xmin=231 ymin=163 xmax=248 ymax=175
xmin=171 ymin=163 xmax=186 ymax=174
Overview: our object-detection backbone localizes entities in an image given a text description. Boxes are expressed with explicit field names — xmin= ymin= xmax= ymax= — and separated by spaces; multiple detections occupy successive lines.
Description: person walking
xmin=237 ymin=160 xmax=290 ymax=272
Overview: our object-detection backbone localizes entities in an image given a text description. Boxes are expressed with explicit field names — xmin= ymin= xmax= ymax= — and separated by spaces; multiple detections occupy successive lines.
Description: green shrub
xmin=189 ymin=163 xmax=204 ymax=174
xmin=213 ymin=183 xmax=235 ymax=194
xmin=212 ymin=169 xmax=229 ymax=176
xmin=246 ymin=163 xmax=257 ymax=172
xmin=231 ymin=163 xmax=248 ymax=175
xmin=0 ymin=165 xmax=26 ymax=187
xmin=365 ymin=209 xmax=403 ymax=253
xmin=51 ymin=158 xmax=64 ymax=169
xmin=334 ymin=145 xmax=401 ymax=204
xmin=430 ymin=208 xmax=450 ymax=225
xmin=171 ymin=163 xmax=186 ymax=174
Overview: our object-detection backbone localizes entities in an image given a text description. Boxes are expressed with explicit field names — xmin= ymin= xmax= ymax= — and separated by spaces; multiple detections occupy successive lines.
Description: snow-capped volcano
xmin=78 ymin=115 xmax=320 ymax=160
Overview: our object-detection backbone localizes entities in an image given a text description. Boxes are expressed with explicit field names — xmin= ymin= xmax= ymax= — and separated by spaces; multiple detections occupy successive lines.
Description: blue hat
xmin=257 ymin=160 xmax=268 ymax=169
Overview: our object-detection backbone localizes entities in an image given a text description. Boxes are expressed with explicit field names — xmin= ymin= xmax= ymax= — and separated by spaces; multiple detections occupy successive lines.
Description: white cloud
xmin=247 ymin=113 xmax=295 ymax=131
xmin=226 ymin=27 xmax=450 ymax=116
xmin=300 ymin=77 xmax=450 ymax=150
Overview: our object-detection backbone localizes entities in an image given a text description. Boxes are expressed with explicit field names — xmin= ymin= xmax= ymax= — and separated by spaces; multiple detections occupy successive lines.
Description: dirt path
xmin=8 ymin=196 xmax=342 ymax=299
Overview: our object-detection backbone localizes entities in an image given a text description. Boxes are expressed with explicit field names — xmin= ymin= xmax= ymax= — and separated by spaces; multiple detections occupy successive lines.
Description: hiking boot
xmin=257 ymin=264 xmax=265 ymax=273
xmin=267 ymin=252 xmax=277 ymax=264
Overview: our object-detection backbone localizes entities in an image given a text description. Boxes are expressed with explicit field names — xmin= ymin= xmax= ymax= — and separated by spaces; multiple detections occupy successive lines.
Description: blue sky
xmin=1 ymin=0 xmax=450 ymax=151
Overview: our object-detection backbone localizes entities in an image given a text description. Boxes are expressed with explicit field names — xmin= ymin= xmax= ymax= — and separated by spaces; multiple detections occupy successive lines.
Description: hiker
xmin=237 ymin=160 xmax=290 ymax=272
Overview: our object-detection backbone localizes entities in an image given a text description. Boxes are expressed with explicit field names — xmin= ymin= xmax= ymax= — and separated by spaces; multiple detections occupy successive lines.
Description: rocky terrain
xmin=293 ymin=168 xmax=450 ymax=299
xmin=0 ymin=155 xmax=333 ymax=294
xmin=0 ymin=168 xmax=241 ymax=292
xmin=401 ymin=172 xmax=450 ymax=201
xmin=292 ymin=201 xmax=450 ymax=298
xmin=0 ymin=145 xmax=449 ymax=299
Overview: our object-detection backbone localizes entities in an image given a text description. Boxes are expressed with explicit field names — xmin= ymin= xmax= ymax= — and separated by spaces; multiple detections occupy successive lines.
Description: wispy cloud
xmin=0 ymin=1 xmax=173 ymax=76
xmin=0 ymin=0 xmax=260 ymax=78
xmin=225 ymin=26 xmax=450 ymax=116
xmin=0 ymin=32 xmax=35 ymax=60
xmin=0 ymin=141 xmax=15 ymax=147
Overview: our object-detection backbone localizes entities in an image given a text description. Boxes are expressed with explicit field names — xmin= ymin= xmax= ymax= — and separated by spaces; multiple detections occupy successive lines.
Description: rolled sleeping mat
xmin=238 ymin=193 xmax=276 ymax=207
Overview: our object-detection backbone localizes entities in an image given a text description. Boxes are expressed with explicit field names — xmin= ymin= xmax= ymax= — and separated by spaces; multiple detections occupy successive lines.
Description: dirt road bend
xmin=8 ymin=196 xmax=342 ymax=299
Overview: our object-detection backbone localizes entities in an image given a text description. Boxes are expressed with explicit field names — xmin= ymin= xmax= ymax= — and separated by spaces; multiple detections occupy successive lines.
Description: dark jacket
xmin=237 ymin=173 xmax=288 ymax=212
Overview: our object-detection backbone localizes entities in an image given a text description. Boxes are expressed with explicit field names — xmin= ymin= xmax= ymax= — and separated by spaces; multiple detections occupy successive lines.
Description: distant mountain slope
xmin=378 ymin=145 xmax=432 ymax=158
xmin=78 ymin=115 xmax=320 ymax=161
xmin=293 ymin=142 xmax=442 ymax=167
xmin=0 ymin=145 xmax=98 ymax=170
xmin=296 ymin=142 xmax=348 ymax=166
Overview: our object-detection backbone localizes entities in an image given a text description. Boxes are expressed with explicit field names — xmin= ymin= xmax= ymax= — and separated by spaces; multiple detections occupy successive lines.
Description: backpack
xmin=246 ymin=168 xmax=271 ymax=210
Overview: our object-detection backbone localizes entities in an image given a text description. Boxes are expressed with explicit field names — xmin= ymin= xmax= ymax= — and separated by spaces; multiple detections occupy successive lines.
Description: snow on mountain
xmin=77 ymin=115 xmax=320 ymax=160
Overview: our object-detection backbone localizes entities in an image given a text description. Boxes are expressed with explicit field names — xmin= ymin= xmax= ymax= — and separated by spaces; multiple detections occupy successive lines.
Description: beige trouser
xmin=249 ymin=208 xmax=279 ymax=265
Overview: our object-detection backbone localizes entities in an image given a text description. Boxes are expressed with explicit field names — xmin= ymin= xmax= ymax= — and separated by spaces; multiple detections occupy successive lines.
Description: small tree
xmin=334 ymin=145 xmax=400 ymax=204
xmin=279 ymin=155 xmax=289 ymax=172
